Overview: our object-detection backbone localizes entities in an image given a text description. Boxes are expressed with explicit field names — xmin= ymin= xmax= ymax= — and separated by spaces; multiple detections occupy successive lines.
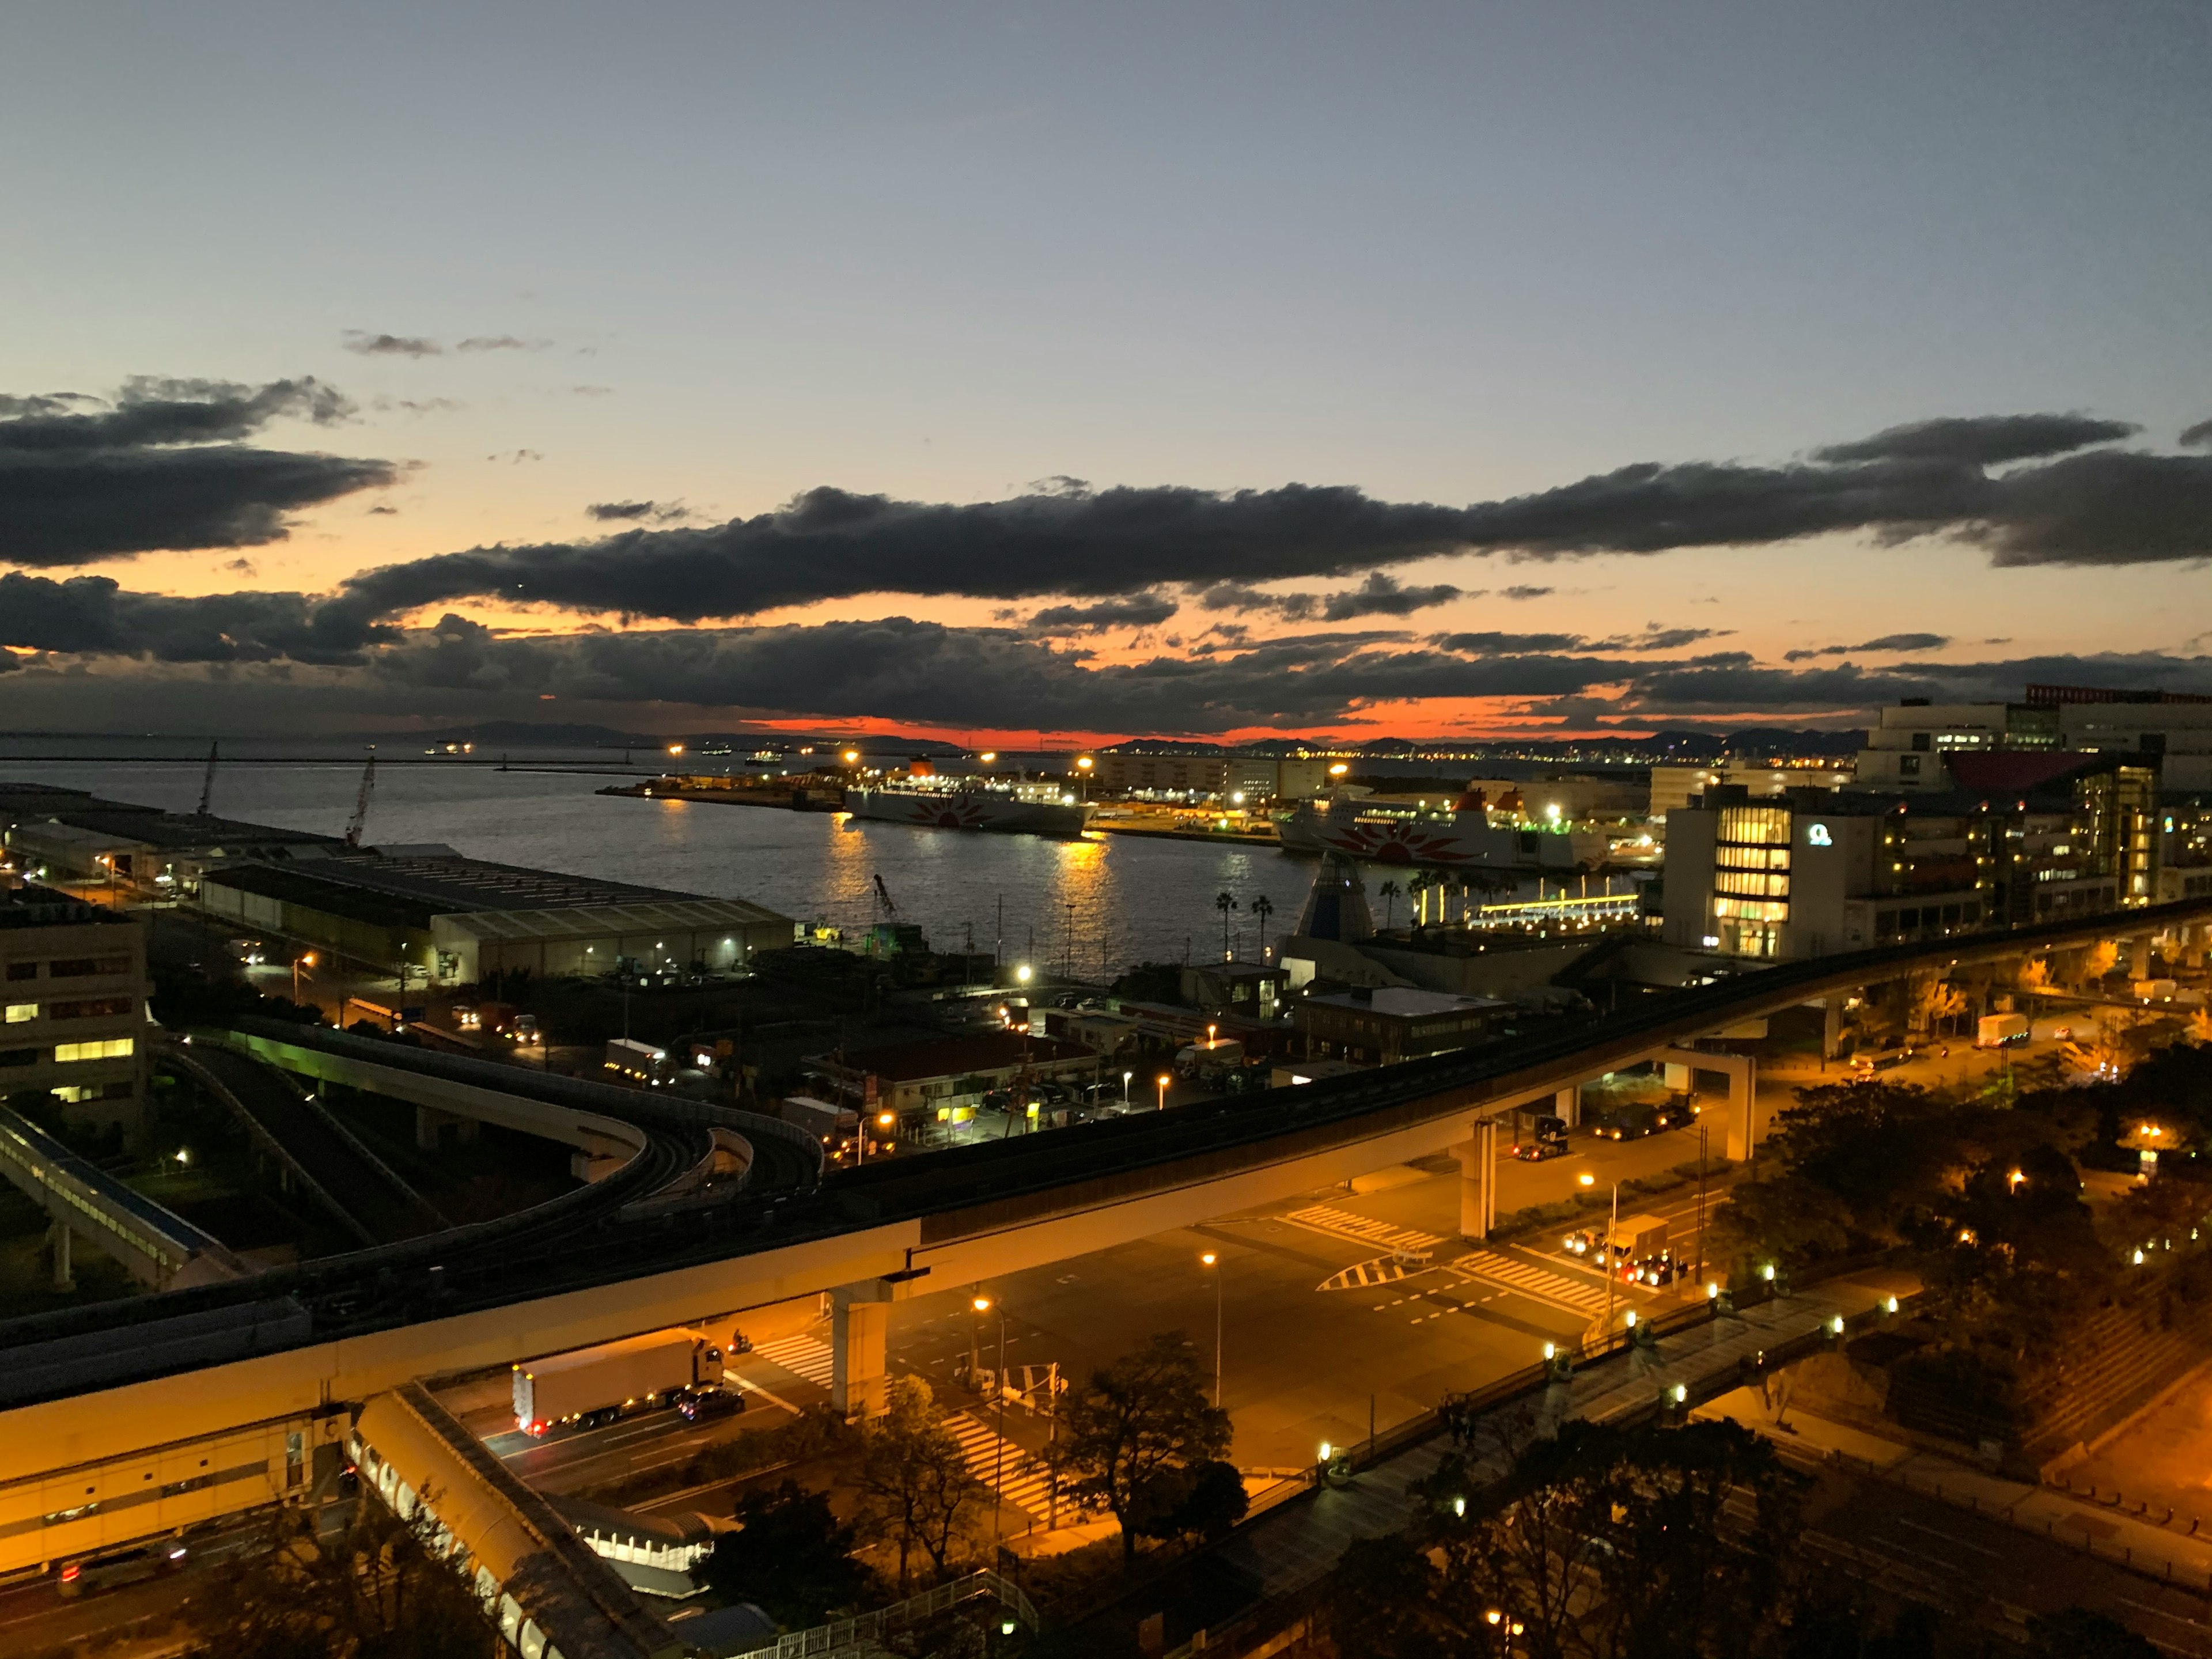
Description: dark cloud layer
xmin=0 ymin=378 xmax=394 ymax=567
xmin=0 ymin=572 xmax=394 ymax=665
xmin=310 ymin=410 xmax=2207 ymax=630
xmin=1783 ymin=631 xmax=1952 ymax=661
xmin=1025 ymin=593 xmax=1180 ymax=632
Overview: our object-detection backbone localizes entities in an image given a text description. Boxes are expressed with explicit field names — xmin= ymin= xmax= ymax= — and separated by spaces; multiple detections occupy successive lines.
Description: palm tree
xmin=1250 ymin=894 xmax=1275 ymax=959
xmin=1214 ymin=890 xmax=1238 ymax=960
xmin=1377 ymin=879 xmax=1402 ymax=931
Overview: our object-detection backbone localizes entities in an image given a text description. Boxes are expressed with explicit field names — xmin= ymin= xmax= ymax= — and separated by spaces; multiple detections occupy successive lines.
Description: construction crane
xmin=343 ymin=755 xmax=376 ymax=848
xmin=872 ymin=872 xmax=899 ymax=921
xmin=195 ymin=741 xmax=218 ymax=817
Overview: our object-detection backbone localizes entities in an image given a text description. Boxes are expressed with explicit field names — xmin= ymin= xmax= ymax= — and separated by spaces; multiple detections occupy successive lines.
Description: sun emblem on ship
xmin=911 ymin=799 xmax=990 ymax=829
xmin=1321 ymin=821 xmax=1474 ymax=865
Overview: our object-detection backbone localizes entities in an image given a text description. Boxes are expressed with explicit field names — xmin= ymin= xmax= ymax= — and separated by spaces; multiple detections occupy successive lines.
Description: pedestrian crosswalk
xmin=1445 ymin=1251 xmax=1618 ymax=1318
xmin=749 ymin=1334 xmax=835 ymax=1390
xmin=1319 ymin=1255 xmax=1415 ymax=1292
xmin=944 ymin=1411 xmax=1059 ymax=1520
xmin=1283 ymin=1204 xmax=1441 ymax=1259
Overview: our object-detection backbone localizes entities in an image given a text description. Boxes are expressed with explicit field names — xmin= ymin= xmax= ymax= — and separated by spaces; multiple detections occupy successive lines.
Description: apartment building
xmin=1 ymin=885 xmax=149 ymax=1145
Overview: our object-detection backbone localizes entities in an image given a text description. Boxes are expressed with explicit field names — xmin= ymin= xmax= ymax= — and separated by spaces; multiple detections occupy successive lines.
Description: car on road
xmin=58 ymin=1539 xmax=188 ymax=1597
xmin=677 ymin=1385 xmax=747 ymax=1422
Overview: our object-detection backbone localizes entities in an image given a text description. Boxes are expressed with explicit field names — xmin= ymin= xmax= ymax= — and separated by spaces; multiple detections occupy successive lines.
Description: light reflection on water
xmin=1 ymin=758 xmax=1336 ymax=974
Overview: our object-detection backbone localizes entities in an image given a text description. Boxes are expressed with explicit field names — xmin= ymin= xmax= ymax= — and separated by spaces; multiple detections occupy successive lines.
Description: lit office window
xmin=53 ymin=1037 xmax=134 ymax=1063
xmin=4 ymin=1004 xmax=33 ymax=1024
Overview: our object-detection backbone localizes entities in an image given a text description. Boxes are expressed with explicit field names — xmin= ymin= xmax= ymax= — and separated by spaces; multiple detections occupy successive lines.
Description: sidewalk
xmin=1705 ymin=1393 xmax=2212 ymax=1592
xmin=1205 ymin=1273 xmax=1909 ymax=1609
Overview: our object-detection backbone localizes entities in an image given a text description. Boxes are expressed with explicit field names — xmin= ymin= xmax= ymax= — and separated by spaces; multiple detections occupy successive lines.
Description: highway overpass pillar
xmin=1821 ymin=999 xmax=1843 ymax=1061
xmin=831 ymin=1286 xmax=891 ymax=1421
xmin=1455 ymin=1120 xmax=1498 ymax=1241
xmin=1725 ymin=1058 xmax=1762 ymax=1165
xmin=2133 ymin=937 xmax=2153 ymax=980
xmin=47 ymin=1216 xmax=73 ymax=1290
xmin=2185 ymin=928 xmax=2207 ymax=971
xmin=1554 ymin=1086 xmax=1579 ymax=1127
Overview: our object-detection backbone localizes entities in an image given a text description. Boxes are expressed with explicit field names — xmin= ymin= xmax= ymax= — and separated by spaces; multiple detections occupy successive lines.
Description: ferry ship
xmin=844 ymin=781 xmax=1092 ymax=838
xmin=1277 ymin=788 xmax=1606 ymax=870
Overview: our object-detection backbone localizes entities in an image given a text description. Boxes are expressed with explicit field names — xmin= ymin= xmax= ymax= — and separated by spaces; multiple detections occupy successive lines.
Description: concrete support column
xmin=1821 ymin=999 xmax=1844 ymax=1062
xmin=1725 ymin=1058 xmax=1763 ymax=1164
xmin=2186 ymin=927 xmax=2207 ymax=971
xmin=831 ymin=1287 xmax=891 ymax=1421
xmin=414 ymin=1105 xmax=480 ymax=1149
xmin=2132 ymin=938 xmax=2153 ymax=980
xmin=1553 ymin=1086 xmax=1579 ymax=1128
xmin=48 ymin=1216 xmax=73 ymax=1290
xmin=1455 ymin=1119 xmax=1498 ymax=1242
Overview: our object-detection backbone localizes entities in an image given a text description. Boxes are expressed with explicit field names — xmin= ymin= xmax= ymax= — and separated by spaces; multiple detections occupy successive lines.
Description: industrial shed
xmin=431 ymin=899 xmax=796 ymax=983
xmin=199 ymin=851 xmax=794 ymax=987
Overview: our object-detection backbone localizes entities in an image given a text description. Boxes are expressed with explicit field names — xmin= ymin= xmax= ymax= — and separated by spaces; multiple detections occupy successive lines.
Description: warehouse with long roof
xmin=198 ymin=846 xmax=796 ymax=987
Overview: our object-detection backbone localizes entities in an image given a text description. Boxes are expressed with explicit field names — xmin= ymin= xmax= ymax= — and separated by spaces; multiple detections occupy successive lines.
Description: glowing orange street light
xmin=1157 ymin=1073 xmax=1172 ymax=1111
xmin=292 ymin=952 xmax=318 ymax=1002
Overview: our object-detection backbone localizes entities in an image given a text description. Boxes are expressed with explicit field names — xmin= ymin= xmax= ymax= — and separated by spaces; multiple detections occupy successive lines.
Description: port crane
xmin=195 ymin=741 xmax=218 ymax=816
xmin=343 ymin=755 xmax=376 ymax=848
xmin=872 ymin=872 xmax=899 ymax=922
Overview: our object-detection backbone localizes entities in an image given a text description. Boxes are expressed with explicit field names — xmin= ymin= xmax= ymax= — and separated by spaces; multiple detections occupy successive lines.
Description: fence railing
xmin=726 ymin=1569 xmax=1037 ymax=1659
xmin=1828 ymin=1448 xmax=2212 ymax=1594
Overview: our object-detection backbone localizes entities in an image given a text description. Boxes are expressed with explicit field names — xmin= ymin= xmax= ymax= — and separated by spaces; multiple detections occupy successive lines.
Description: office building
xmin=1856 ymin=685 xmax=2212 ymax=793
xmin=1648 ymin=766 xmax=1854 ymax=819
xmin=0 ymin=886 xmax=149 ymax=1146
xmin=1662 ymin=751 xmax=2155 ymax=961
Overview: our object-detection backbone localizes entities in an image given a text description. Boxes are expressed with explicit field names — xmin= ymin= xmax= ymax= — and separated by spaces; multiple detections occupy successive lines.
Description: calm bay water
xmin=0 ymin=747 xmax=1331 ymax=976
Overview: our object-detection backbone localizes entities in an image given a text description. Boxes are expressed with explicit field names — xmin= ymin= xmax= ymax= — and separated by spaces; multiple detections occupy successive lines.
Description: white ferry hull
xmin=1278 ymin=804 xmax=1603 ymax=870
xmin=846 ymin=789 xmax=1092 ymax=838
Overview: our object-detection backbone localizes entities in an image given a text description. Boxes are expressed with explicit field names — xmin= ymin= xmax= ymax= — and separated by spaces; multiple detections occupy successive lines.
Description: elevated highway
xmin=3 ymin=900 xmax=2207 ymax=1590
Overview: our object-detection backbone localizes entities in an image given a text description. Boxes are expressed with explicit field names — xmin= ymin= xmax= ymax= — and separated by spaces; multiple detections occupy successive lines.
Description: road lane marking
xmin=1320 ymin=1256 xmax=1415 ymax=1291
xmin=944 ymin=1412 xmax=1059 ymax=1518
xmin=1282 ymin=1205 xmax=1441 ymax=1259
xmin=750 ymin=1335 xmax=835 ymax=1389
xmin=1445 ymin=1251 xmax=1615 ymax=1317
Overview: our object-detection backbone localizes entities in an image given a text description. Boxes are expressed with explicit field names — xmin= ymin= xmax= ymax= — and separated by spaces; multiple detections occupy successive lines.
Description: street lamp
xmin=1156 ymin=1072 xmax=1171 ymax=1111
xmin=1075 ymin=755 xmax=1093 ymax=801
xmin=292 ymin=952 xmax=317 ymax=1003
xmin=1121 ymin=1069 xmax=1132 ymax=1105
xmin=1200 ymin=1251 xmax=1224 ymax=1408
xmin=973 ymin=1293 xmax=1009 ymax=1536
xmin=1016 ymin=964 xmax=1033 ymax=985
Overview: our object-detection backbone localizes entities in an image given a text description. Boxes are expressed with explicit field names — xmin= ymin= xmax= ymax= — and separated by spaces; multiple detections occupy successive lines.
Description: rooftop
xmin=207 ymin=849 xmax=711 ymax=921
xmin=0 ymin=884 xmax=133 ymax=931
xmin=816 ymin=1030 xmax=1095 ymax=1082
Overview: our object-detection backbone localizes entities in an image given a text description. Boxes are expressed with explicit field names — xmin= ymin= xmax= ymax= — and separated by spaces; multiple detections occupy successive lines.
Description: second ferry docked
xmin=844 ymin=772 xmax=1092 ymax=838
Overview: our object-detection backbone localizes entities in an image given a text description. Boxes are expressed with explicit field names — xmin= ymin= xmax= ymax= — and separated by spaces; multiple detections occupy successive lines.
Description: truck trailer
xmin=1975 ymin=1012 xmax=2031 ymax=1048
xmin=512 ymin=1331 xmax=731 ymax=1436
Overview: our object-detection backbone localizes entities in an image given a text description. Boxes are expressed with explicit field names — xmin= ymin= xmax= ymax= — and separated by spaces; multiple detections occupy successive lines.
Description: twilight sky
xmin=3 ymin=1 xmax=2209 ymax=741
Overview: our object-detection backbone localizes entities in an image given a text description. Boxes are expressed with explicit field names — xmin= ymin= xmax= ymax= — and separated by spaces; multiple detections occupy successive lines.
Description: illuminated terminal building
xmin=1663 ymin=752 xmax=2166 ymax=961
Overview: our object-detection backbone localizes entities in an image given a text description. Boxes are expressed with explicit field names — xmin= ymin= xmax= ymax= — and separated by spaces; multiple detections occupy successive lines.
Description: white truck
xmin=1975 ymin=1012 xmax=2031 ymax=1048
xmin=604 ymin=1036 xmax=671 ymax=1084
xmin=782 ymin=1094 xmax=859 ymax=1148
xmin=512 ymin=1331 xmax=732 ymax=1436
xmin=1175 ymin=1037 xmax=1244 ymax=1080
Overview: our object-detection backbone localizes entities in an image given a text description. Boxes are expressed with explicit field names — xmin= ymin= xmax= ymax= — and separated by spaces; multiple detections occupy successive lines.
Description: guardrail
xmin=728 ymin=1569 xmax=1037 ymax=1659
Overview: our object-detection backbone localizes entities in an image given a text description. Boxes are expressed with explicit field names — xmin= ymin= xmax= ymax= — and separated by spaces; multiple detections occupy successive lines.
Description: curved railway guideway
xmin=1 ymin=900 xmax=2206 ymax=1585
xmin=159 ymin=1038 xmax=450 ymax=1247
